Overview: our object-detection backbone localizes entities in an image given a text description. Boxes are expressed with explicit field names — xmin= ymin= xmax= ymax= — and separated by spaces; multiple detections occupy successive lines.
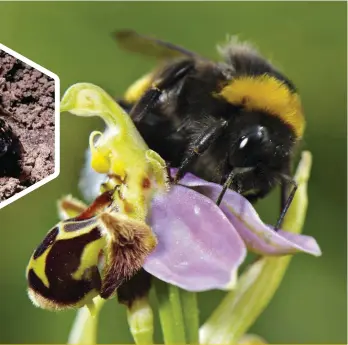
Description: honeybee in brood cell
xmin=0 ymin=108 xmax=25 ymax=180
xmin=114 ymin=30 xmax=305 ymax=229
xmin=0 ymin=117 xmax=14 ymax=159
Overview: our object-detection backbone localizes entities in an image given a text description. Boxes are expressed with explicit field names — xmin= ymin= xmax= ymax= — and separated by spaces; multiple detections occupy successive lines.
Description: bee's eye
xmin=238 ymin=126 xmax=268 ymax=150
xmin=230 ymin=126 xmax=270 ymax=167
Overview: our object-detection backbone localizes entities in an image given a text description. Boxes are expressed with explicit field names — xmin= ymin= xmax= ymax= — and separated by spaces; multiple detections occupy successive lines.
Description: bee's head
xmin=226 ymin=111 xmax=295 ymax=173
xmin=216 ymin=73 xmax=304 ymax=172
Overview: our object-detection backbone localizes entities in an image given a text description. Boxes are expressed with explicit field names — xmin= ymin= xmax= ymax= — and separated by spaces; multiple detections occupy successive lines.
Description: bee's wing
xmin=114 ymin=30 xmax=205 ymax=60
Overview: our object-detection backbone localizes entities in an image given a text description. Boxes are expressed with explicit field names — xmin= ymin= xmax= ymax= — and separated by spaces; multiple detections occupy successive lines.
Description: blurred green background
xmin=0 ymin=2 xmax=346 ymax=344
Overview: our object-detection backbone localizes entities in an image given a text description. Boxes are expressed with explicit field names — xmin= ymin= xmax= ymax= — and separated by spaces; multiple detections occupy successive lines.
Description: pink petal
xmin=176 ymin=171 xmax=321 ymax=257
xmin=143 ymin=185 xmax=247 ymax=291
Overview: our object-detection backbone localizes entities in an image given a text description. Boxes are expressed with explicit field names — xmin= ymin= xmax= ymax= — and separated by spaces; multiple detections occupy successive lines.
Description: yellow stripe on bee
xmin=72 ymin=237 xmax=106 ymax=280
xmin=218 ymin=75 xmax=305 ymax=138
xmin=124 ymin=73 xmax=154 ymax=103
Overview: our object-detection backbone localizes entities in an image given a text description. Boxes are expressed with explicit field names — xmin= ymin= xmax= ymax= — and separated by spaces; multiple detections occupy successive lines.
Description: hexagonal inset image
xmin=0 ymin=44 xmax=59 ymax=208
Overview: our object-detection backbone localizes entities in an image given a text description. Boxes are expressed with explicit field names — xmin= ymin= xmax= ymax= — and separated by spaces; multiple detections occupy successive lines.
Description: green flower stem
xmin=68 ymin=296 xmax=106 ymax=345
xmin=200 ymin=151 xmax=312 ymax=344
xmin=180 ymin=290 xmax=199 ymax=344
xmin=154 ymin=279 xmax=186 ymax=344
xmin=127 ymin=296 xmax=154 ymax=344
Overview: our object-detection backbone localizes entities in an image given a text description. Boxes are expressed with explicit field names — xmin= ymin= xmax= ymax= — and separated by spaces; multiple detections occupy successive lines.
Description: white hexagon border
xmin=0 ymin=43 xmax=60 ymax=210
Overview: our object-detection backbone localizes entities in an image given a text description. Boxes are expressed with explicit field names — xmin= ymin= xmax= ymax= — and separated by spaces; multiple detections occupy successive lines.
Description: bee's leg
xmin=165 ymin=161 xmax=174 ymax=183
xmin=129 ymin=60 xmax=194 ymax=123
xmin=174 ymin=119 xmax=228 ymax=183
xmin=275 ymin=174 xmax=298 ymax=230
xmin=216 ymin=170 xmax=235 ymax=205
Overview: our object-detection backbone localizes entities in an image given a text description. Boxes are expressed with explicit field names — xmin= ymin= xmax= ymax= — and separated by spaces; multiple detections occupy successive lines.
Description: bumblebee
xmin=114 ymin=30 xmax=305 ymax=229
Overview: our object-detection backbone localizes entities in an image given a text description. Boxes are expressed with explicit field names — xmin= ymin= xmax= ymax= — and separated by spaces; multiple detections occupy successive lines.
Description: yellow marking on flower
xmin=72 ymin=237 xmax=106 ymax=280
xmin=27 ymin=250 xmax=50 ymax=288
xmin=89 ymin=131 xmax=111 ymax=174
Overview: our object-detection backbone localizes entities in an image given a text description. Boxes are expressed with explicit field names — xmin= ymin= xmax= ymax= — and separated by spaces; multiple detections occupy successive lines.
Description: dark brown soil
xmin=0 ymin=50 xmax=55 ymax=201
